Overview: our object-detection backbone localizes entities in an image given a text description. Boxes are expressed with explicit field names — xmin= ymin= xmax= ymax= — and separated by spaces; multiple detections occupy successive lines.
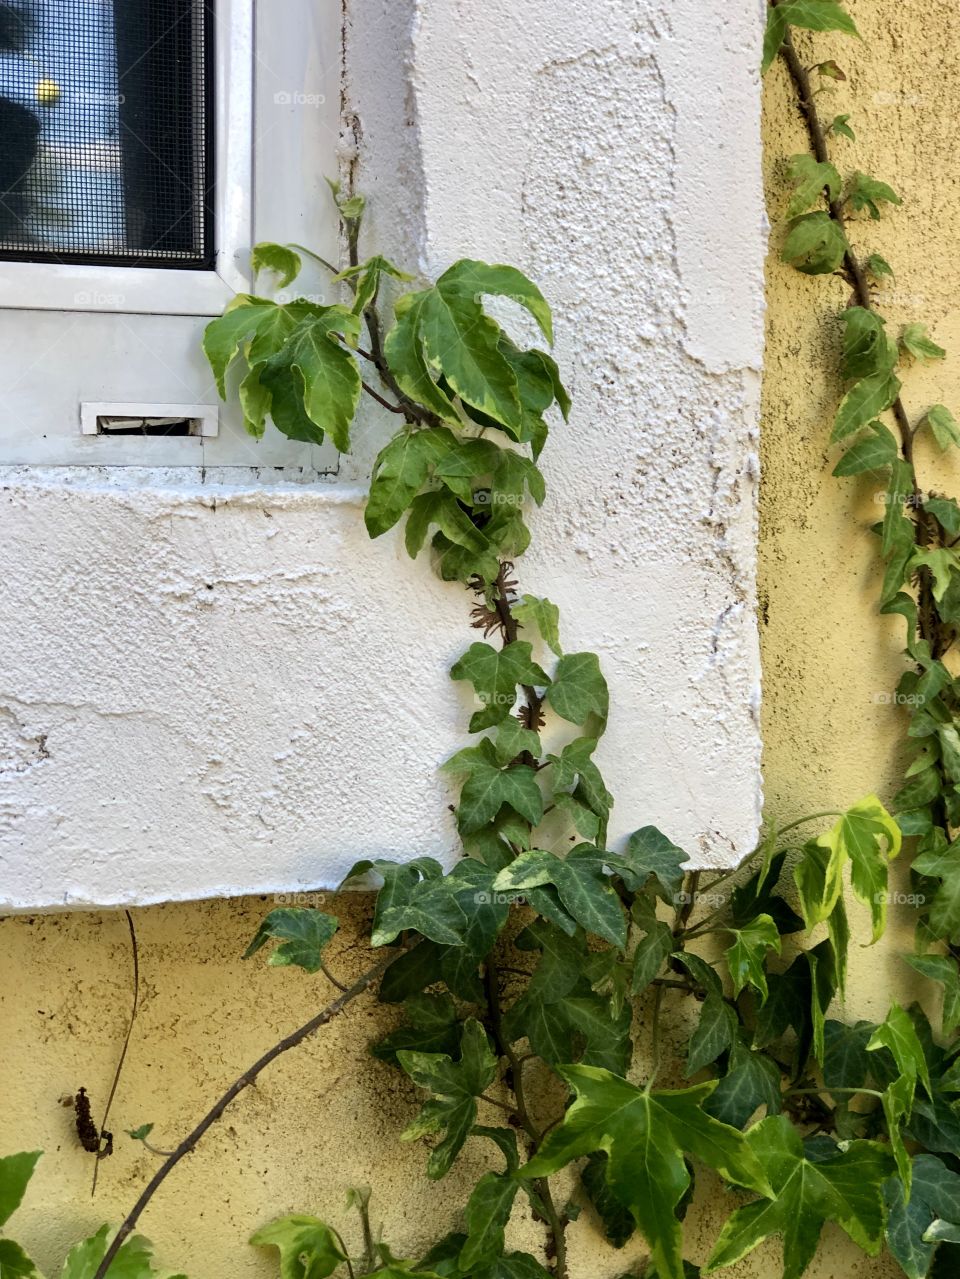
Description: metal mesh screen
xmin=0 ymin=0 xmax=213 ymax=268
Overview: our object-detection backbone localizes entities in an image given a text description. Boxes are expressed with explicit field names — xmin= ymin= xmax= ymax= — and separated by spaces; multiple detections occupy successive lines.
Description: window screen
xmin=0 ymin=0 xmax=214 ymax=268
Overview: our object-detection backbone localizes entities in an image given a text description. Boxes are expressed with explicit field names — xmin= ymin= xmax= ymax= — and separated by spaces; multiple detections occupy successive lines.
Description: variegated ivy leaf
xmin=249 ymin=1215 xmax=348 ymax=1279
xmin=901 ymin=323 xmax=946 ymax=364
xmin=397 ymin=1019 xmax=498 ymax=1179
xmin=404 ymin=490 xmax=500 ymax=584
xmin=203 ymin=294 xmax=282 ymax=395
xmin=341 ymin=858 xmax=469 ymax=948
xmin=60 ymin=1226 xmax=159 ymax=1279
xmin=333 ymin=253 xmax=413 ymax=315
xmin=724 ymin=915 xmax=781 ymax=1002
xmin=493 ymin=846 xmax=626 ymax=949
xmin=867 ymin=1002 xmax=932 ymax=1101
xmin=0 ymin=1239 xmax=42 ymax=1278
xmin=251 ymin=242 xmax=302 ymax=289
xmin=258 ymin=311 xmax=362 ymax=451
xmin=365 ymin=428 xmax=459 ymax=537
xmin=243 ymin=908 xmax=339 ymax=973
xmin=926 ymin=404 xmax=960 ymax=450
xmin=793 ymin=795 xmax=901 ymax=942
xmin=523 ymin=1066 xmax=772 ymax=1279
xmin=384 ymin=291 xmax=462 ymax=424
xmin=703 ymin=1117 xmax=893 ymax=1279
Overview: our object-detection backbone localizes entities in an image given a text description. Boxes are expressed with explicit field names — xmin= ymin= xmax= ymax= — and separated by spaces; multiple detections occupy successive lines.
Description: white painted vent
xmin=80 ymin=402 xmax=219 ymax=438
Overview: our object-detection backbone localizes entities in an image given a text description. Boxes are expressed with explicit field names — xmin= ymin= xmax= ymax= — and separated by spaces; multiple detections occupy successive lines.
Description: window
xmin=0 ymin=0 xmax=214 ymax=268
xmin=0 ymin=0 xmax=341 ymax=477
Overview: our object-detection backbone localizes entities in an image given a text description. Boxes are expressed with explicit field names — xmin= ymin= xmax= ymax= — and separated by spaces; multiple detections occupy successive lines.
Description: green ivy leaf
xmin=926 ymin=405 xmax=960 ymax=450
xmin=864 ymin=252 xmax=893 ymax=280
xmin=761 ymin=6 xmax=789 ymax=75
xmin=493 ymin=847 xmax=627 ymax=948
xmin=511 ymin=595 xmax=562 ymax=657
xmin=829 ymin=114 xmax=856 ymax=142
xmin=867 ymin=1002 xmax=932 ymax=1100
xmin=832 ymin=420 xmax=897 ymax=476
xmin=251 ymin=242 xmax=302 ymax=289
xmin=902 ymin=323 xmax=946 ymax=363
xmin=630 ymin=897 xmax=674 ymax=994
xmin=848 ymin=172 xmax=902 ymax=220
xmin=621 ymin=828 xmax=690 ymax=900
xmin=781 ymin=212 xmax=848 ymax=276
xmin=342 ymin=859 xmax=468 ymax=948
xmin=925 ymin=497 xmax=960 ymax=538
xmin=544 ymin=652 xmax=608 ymax=728
xmin=334 ymin=254 xmax=413 ymax=315
xmin=886 ymin=1155 xmax=960 ymax=1279
xmin=904 ymin=953 xmax=960 ymax=1035
xmin=908 ymin=548 xmax=960 ymax=603
xmin=60 ymin=1226 xmax=159 ymax=1279
xmin=777 ymin=0 xmax=859 ymax=38
xmin=704 ymin=1034 xmax=782 ymax=1130
xmin=785 ymin=155 xmax=841 ymax=218
xmin=456 ymin=758 xmax=544 ymax=835
xmin=832 ymin=372 xmax=901 ymax=442
xmin=821 ymin=1019 xmax=872 ymax=1090
xmin=365 ymin=429 xmax=457 ymax=537
xmin=914 ymin=837 xmax=960 ymax=943
xmin=203 ymin=295 xmax=278 ymax=396
xmin=242 ymin=909 xmax=339 ymax=973
xmin=0 ymin=1239 xmax=42 ymax=1278
xmin=840 ymin=308 xmax=898 ymax=381
xmin=398 ymin=1020 xmax=498 ymax=1179
xmin=459 ymin=1173 xmax=520 ymax=1270
xmin=703 ymin=1117 xmax=893 ymax=1279
xmin=384 ymin=292 xmax=461 ymax=424
xmin=0 ymin=1152 xmax=40 ymax=1230
xmin=724 ymin=915 xmax=781 ymax=1002
xmin=580 ymin=1152 xmax=636 ymax=1249
xmin=249 ymin=1216 xmax=347 ymax=1279
xmin=686 ymin=994 xmax=738 ymax=1077
xmin=259 ymin=311 xmax=362 ymax=451
xmin=523 ymin=1066 xmax=771 ymax=1279
xmin=450 ymin=642 xmax=550 ymax=733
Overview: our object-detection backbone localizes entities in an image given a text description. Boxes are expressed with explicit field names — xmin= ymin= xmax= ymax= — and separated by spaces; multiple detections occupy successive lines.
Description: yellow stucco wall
xmin=3 ymin=5 xmax=960 ymax=1276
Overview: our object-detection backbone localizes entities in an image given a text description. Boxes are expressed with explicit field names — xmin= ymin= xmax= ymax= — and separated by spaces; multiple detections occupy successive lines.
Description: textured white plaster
xmin=0 ymin=0 xmax=765 ymax=909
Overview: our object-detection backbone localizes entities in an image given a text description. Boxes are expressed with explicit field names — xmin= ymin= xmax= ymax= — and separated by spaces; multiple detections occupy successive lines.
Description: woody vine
xmin=4 ymin=3 xmax=960 ymax=1277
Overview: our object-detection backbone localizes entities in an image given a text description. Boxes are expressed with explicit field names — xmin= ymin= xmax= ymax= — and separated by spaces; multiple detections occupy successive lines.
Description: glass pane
xmin=0 ymin=0 xmax=213 ymax=267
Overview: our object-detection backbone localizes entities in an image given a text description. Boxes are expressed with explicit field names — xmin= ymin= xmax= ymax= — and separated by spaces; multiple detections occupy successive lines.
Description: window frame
xmin=0 ymin=0 xmax=252 ymax=317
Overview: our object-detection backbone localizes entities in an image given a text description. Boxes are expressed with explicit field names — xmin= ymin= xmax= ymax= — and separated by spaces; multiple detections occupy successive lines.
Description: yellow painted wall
xmin=3 ymin=4 xmax=960 ymax=1276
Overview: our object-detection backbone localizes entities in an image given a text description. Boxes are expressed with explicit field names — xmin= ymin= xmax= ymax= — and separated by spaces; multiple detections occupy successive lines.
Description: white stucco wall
xmin=0 ymin=0 xmax=766 ymax=910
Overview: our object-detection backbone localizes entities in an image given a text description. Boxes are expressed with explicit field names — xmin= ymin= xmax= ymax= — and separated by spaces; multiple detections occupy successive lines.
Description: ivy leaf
xmin=703 ymin=1117 xmax=894 ymax=1279
xmin=523 ymin=1066 xmax=771 ymax=1279
xmin=398 ymin=1020 xmax=498 ymax=1179
xmin=829 ymin=114 xmax=857 ymax=142
xmin=60 ymin=1226 xmax=161 ymax=1279
xmin=832 ymin=420 xmax=897 ymax=476
xmin=848 ymin=172 xmax=902 ymax=220
xmin=832 ymin=372 xmax=901 ymax=442
xmin=547 ymin=738 xmax=613 ymax=830
xmin=405 ymin=491 xmax=499 ymax=583
xmin=777 ymin=0 xmax=859 ymax=38
xmin=493 ymin=848 xmax=627 ymax=948
xmin=904 ymin=953 xmax=960 ymax=1035
xmin=808 ymin=796 xmax=901 ymax=941
xmin=0 ymin=1152 xmax=40 ymax=1229
xmin=251 ymin=242 xmax=302 ymax=289
xmin=909 ymin=548 xmax=960 ymax=603
xmin=781 ymin=212 xmax=848 ymax=275
xmin=334 ymin=254 xmax=413 ymax=315
xmin=686 ymin=993 xmax=738 ymax=1077
xmin=249 ymin=1216 xmax=347 ymax=1279
xmin=385 ymin=291 xmax=462 ymax=424
xmin=203 ymin=295 xmax=278 ymax=395
xmin=902 ymin=323 xmax=946 ymax=363
xmin=242 ymin=909 xmax=339 ymax=973
xmin=704 ymin=1034 xmax=782 ymax=1130
xmin=926 ymin=405 xmax=960 ymax=450
xmin=821 ymin=1019 xmax=872 ymax=1090
xmin=342 ymin=859 xmax=468 ymax=948
xmin=456 ymin=759 xmax=544 ymax=834
xmin=630 ymin=897 xmax=675 ymax=994
xmin=761 ymin=6 xmax=789 ymax=75
xmin=260 ymin=311 xmax=362 ymax=451
xmin=580 ymin=1152 xmax=636 ymax=1249
xmin=621 ymin=827 xmax=690 ymax=900
xmin=544 ymin=652 xmax=608 ymax=728
xmin=459 ymin=1173 xmax=520 ymax=1270
xmin=512 ymin=595 xmax=562 ymax=657
xmin=451 ymin=642 xmax=549 ymax=732
xmin=785 ymin=155 xmax=841 ymax=218
xmin=867 ymin=1002 xmax=932 ymax=1100
xmin=840 ymin=308 xmax=898 ymax=381
xmin=0 ymin=1240 xmax=41 ymax=1278
xmin=724 ymin=916 xmax=781 ymax=1003
xmin=366 ymin=429 xmax=456 ymax=537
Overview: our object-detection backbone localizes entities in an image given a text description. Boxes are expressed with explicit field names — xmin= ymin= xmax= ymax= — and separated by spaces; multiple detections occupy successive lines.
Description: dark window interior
xmin=0 ymin=0 xmax=214 ymax=268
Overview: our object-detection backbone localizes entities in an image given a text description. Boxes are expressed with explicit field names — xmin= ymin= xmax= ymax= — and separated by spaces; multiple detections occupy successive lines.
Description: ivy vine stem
xmin=90 ymin=953 xmax=395 ymax=1279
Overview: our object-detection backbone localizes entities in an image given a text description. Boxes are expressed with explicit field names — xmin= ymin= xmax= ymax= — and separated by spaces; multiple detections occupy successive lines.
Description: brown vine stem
xmin=484 ymin=958 xmax=569 ymax=1279
xmin=91 ymin=909 xmax=139 ymax=1198
xmin=91 ymin=954 xmax=393 ymax=1279
xmin=774 ymin=13 xmax=943 ymax=659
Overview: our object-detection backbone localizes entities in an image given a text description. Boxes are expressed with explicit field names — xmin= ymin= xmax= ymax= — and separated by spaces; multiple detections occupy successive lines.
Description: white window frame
xmin=0 ymin=0 xmax=253 ymax=318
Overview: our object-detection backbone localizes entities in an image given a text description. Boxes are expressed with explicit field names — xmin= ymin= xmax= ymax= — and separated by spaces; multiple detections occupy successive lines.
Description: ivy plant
xmin=13 ymin=8 xmax=960 ymax=1279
